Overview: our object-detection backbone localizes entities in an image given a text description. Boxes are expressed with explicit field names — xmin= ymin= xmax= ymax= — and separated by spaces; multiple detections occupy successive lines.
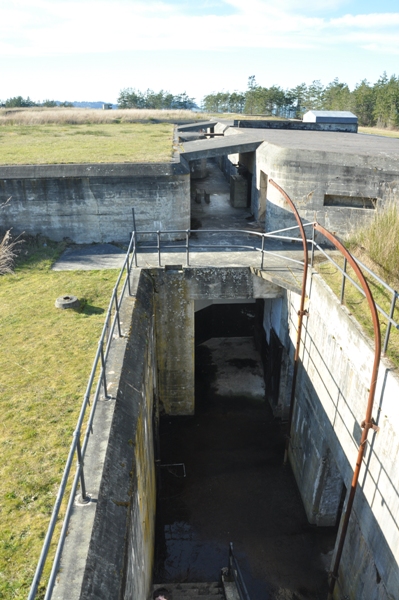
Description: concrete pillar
xmin=153 ymin=268 xmax=195 ymax=415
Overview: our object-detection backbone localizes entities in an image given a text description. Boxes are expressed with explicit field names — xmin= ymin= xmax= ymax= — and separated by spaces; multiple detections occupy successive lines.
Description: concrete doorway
xmin=190 ymin=158 xmax=260 ymax=232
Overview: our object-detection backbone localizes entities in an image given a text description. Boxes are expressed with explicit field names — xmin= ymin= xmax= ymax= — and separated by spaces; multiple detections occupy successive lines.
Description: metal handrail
xmin=29 ymin=221 xmax=399 ymax=598
xmin=133 ymin=223 xmax=314 ymax=269
xmin=311 ymin=239 xmax=399 ymax=355
xmin=133 ymin=223 xmax=398 ymax=356
xmin=227 ymin=542 xmax=251 ymax=600
xmin=28 ymin=233 xmax=137 ymax=600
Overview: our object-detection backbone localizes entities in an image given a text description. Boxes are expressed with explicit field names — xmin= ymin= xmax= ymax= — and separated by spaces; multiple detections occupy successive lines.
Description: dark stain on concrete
xmin=227 ymin=357 xmax=258 ymax=369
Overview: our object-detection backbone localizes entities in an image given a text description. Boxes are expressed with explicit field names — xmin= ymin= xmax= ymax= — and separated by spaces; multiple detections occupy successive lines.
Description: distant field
xmin=0 ymin=121 xmax=175 ymax=164
xmin=1 ymin=107 xmax=398 ymax=166
xmin=358 ymin=126 xmax=399 ymax=138
xmin=0 ymin=107 xmax=205 ymax=125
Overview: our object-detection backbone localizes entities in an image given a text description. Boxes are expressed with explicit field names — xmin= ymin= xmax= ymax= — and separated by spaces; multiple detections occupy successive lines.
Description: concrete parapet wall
xmin=278 ymin=274 xmax=399 ymax=599
xmin=77 ymin=271 xmax=156 ymax=600
xmin=234 ymin=119 xmax=358 ymax=133
xmin=256 ymin=142 xmax=399 ymax=236
xmin=0 ymin=162 xmax=190 ymax=243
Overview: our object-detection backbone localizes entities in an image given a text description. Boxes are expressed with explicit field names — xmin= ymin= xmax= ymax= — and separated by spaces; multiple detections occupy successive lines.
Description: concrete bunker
xmin=24 ymin=119 xmax=399 ymax=600
xmin=47 ymin=245 xmax=399 ymax=600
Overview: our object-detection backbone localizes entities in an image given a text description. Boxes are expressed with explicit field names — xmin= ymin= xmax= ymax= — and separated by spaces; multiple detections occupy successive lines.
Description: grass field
xmin=0 ymin=108 xmax=398 ymax=165
xmin=359 ymin=125 xmax=399 ymax=138
xmin=0 ymin=239 xmax=118 ymax=598
xmin=0 ymin=107 xmax=204 ymax=125
xmin=315 ymin=255 xmax=399 ymax=366
xmin=0 ymin=122 xmax=174 ymax=164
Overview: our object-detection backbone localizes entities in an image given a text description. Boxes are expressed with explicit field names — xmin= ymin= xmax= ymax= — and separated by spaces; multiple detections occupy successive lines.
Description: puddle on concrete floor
xmin=154 ymin=337 xmax=335 ymax=600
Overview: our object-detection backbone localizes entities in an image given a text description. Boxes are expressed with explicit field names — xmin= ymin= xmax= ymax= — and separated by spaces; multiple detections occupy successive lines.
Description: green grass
xmin=346 ymin=202 xmax=399 ymax=283
xmin=0 ymin=122 xmax=174 ymax=164
xmin=0 ymin=238 xmax=118 ymax=598
xmin=316 ymin=257 xmax=399 ymax=366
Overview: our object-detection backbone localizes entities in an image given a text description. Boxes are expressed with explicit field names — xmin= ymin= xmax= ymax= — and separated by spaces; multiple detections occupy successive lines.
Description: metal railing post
xmin=383 ymin=291 xmax=397 ymax=354
xmin=126 ymin=243 xmax=132 ymax=296
xmin=186 ymin=229 xmax=190 ymax=266
xmin=340 ymin=257 xmax=347 ymax=304
xmin=132 ymin=208 xmax=138 ymax=267
xmin=100 ymin=343 xmax=108 ymax=397
xmin=76 ymin=435 xmax=88 ymax=501
xmin=114 ymin=293 xmax=122 ymax=337
xmin=261 ymin=234 xmax=265 ymax=270
xmin=157 ymin=230 xmax=161 ymax=267
xmin=310 ymin=225 xmax=315 ymax=267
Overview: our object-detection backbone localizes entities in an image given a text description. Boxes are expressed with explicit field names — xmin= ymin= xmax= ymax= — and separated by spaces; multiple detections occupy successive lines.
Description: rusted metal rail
xmin=268 ymin=179 xmax=309 ymax=464
xmin=314 ymin=224 xmax=381 ymax=598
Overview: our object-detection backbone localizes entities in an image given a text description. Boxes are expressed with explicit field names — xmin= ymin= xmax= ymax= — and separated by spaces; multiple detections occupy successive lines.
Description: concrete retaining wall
xmin=0 ymin=163 xmax=190 ymax=243
xmin=77 ymin=271 xmax=157 ymax=600
xmin=270 ymin=273 xmax=399 ymax=599
xmin=234 ymin=119 xmax=358 ymax=133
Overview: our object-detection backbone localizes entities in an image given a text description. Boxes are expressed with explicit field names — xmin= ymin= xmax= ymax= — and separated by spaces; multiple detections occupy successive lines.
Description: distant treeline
xmin=117 ymin=88 xmax=197 ymax=110
xmin=203 ymin=74 xmax=399 ymax=128
xmin=0 ymin=96 xmax=73 ymax=108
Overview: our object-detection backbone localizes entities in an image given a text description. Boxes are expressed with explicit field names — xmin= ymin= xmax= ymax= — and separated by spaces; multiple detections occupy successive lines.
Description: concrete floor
xmin=190 ymin=159 xmax=258 ymax=232
xmin=154 ymin=336 xmax=336 ymax=600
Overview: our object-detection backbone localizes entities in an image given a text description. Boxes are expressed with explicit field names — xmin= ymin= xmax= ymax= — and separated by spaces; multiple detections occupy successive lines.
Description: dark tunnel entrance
xmin=154 ymin=301 xmax=336 ymax=600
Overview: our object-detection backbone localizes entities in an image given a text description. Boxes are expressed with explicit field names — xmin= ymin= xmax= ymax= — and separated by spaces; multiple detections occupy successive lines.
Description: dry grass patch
xmin=346 ymin=202 xmax=399 ymax=283
xmin=0 ymin=107 xmax=205 ymax=126
xmin=315 ymin=255 xmax=399 ymax=366
xmin=0 ymin=238 xmax=118 ymax=598
xmin=358 ymin=126 xmax=399 ymax=139
xmin=0 ymin=122 xmax=175 ymax=164
xmin=315 ymin=200 xmax=399 ymax=366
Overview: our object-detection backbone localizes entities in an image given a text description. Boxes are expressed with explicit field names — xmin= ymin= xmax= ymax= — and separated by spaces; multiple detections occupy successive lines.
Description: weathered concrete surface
xmin=181 ymin=128 xmax=267 ymax=162
xmin=177 ymin=120 xmax=220 ymax=133
xmin=182 ymin=124 xmax=399 ymax=237
xmin=52 ymin=243 xmax=125 ymax=271
xmin=153 ymin=266 xmax=283 ymax=415
xmin=268 ymin=272 xmax=399 ymax=599
xmin=234 ymin=119 xmax=358 ymax=133
xmin=153 ymin=268 xmax=195 ymax=416
xmin=0 ymin=162 xmax=190 ymax=243
xmin=251 ymin=130 xmax=399 ymax=235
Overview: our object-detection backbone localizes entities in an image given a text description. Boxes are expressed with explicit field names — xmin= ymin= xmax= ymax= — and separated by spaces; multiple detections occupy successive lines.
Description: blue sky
xmin=1 ymin=0 xmax=399 ymax=104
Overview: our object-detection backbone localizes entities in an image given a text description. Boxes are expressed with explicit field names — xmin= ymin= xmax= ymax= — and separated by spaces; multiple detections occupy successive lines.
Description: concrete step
xmin=153 ymin=582 xmax=224 ymax=599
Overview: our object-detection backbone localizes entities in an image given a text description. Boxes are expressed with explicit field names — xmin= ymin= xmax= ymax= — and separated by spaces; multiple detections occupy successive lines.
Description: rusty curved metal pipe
xmin=268 ymin=179 xmax=309 ymax=464
xmin=313 ymin=224 xmax=381 ymax=598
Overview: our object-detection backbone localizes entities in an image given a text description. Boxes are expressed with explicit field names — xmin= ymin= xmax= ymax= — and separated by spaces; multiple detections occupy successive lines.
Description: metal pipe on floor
xmin=313 ymin=224 xmax=381 ymax=599
xmin=268 ymin=180 xmax=309 ymax=464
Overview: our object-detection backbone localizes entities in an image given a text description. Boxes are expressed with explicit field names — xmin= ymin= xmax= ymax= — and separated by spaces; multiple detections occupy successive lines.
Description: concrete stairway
xmin=152 ymin=582 xmax=225 ymax=599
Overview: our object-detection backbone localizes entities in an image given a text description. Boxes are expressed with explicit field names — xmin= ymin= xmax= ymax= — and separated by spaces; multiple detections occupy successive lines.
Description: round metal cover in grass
xmin=55 ymin=295 xmax=80 ymax=310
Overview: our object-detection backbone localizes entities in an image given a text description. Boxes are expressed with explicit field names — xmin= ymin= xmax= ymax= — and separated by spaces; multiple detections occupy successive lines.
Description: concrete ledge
xmin=234 ymin=119 xmax=358 ymax=133
xmin=0 ymin=161 xmax=188 ymax=179
xmin=53 ymin=270 xmax=157 ymax=600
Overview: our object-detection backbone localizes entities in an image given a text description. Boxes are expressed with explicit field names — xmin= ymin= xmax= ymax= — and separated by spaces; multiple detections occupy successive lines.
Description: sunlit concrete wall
xmin=272 ymin=273 xmax=399 ymax=599
xmin=255 ymin=140 xmax=399 ymax=237
xmin=0 ymin=163 xmax=190 ymax=243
